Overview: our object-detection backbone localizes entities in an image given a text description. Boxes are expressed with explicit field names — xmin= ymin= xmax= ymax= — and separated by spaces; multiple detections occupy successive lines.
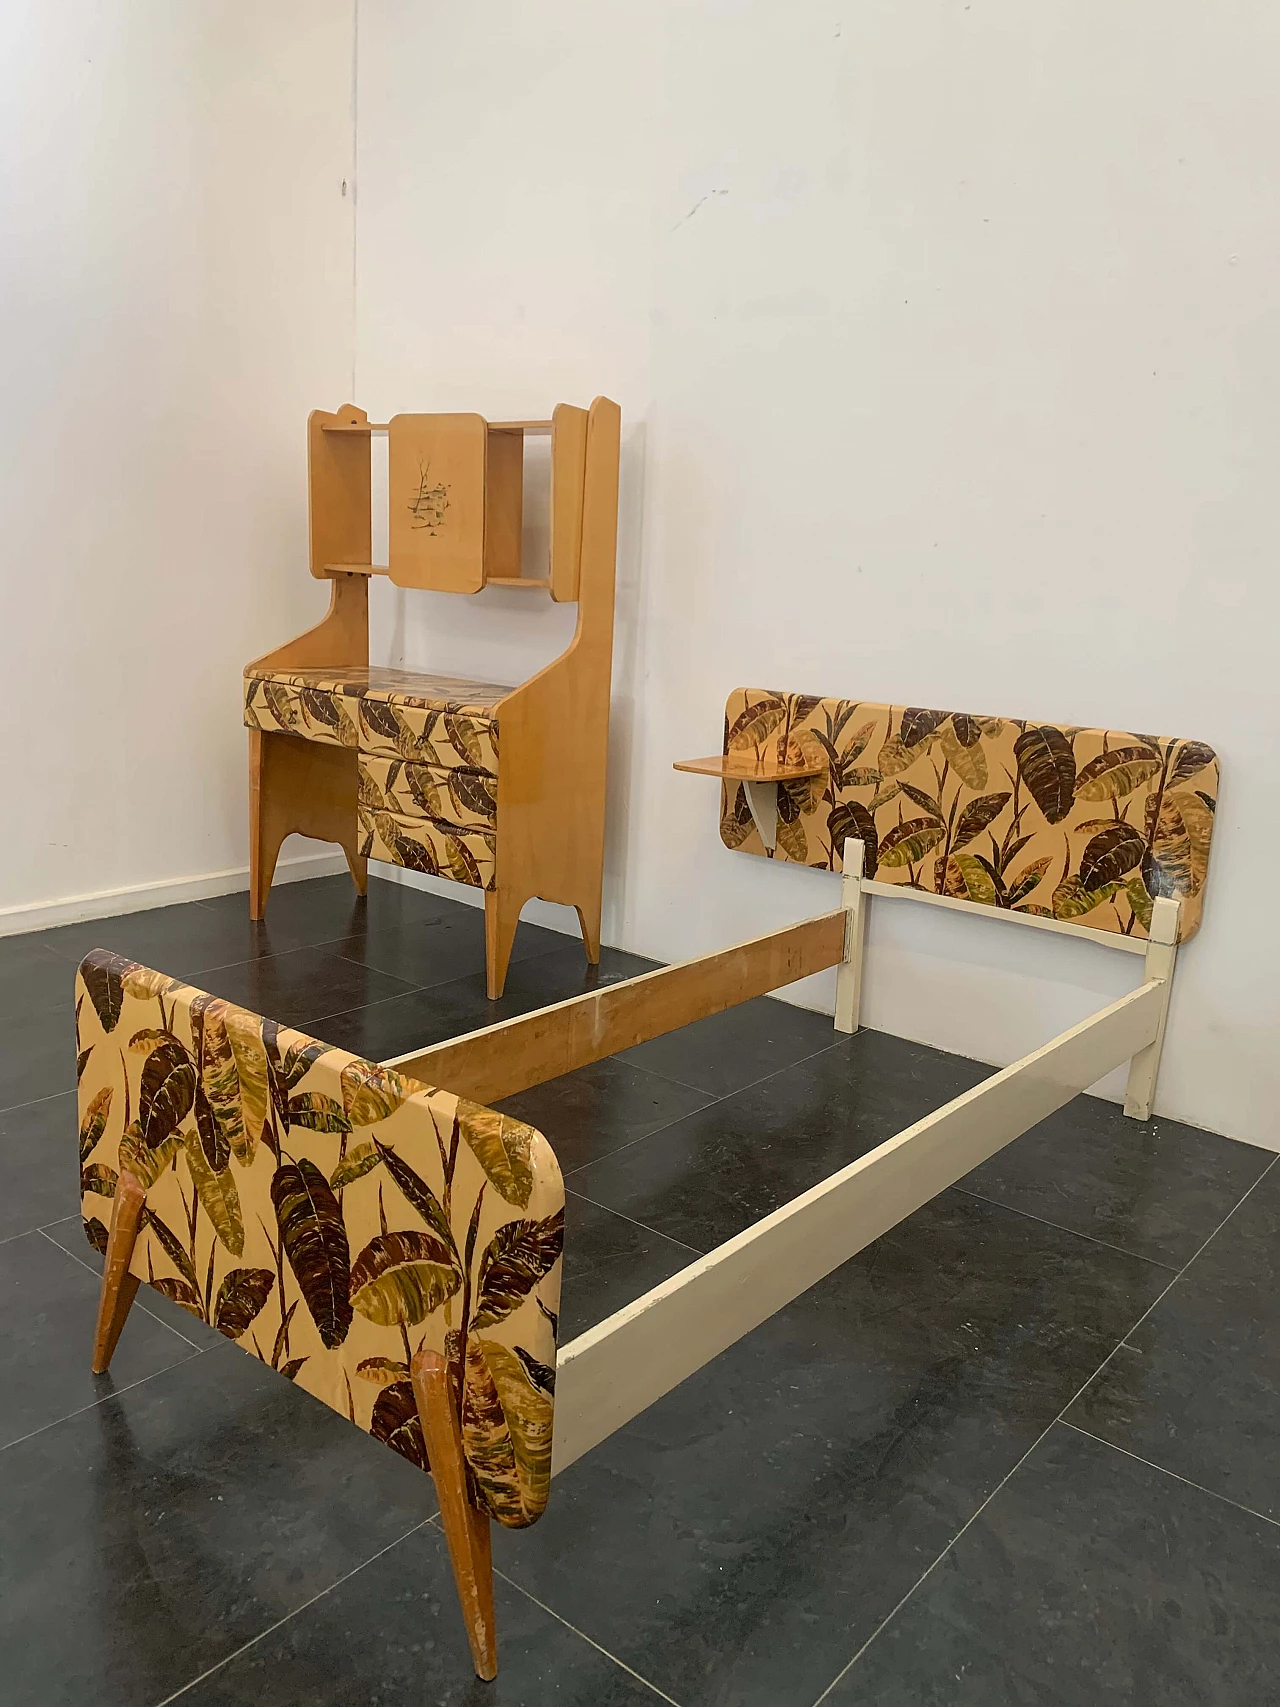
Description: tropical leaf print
xmin=214 ymin=1268 xmax=276 ymax=1337
xmin=225 ymin=1010 xmax=269 ymax=1158
xmin=80 ymin=1162 xmax=118 ymax=1200
xmin=341 ymin=1060 xmax=408 ymax=1126
xmin=357 ymin=1356 xmax=410 ymax=1387
xmin=1074 ymin=746 xmax=1162 ymax=802
xmin=1013 ymin=726 xmax=1076 ymax=824
xmin=183 ymin=1131 xmax=244 ymax=1257
xmin=878 ymin=819 xmax=946 ymax=868
xmin=197 ymin=1000 xmax=243 ymax=1167
xmin=271 ymin=1159 xmax=353 ymax=1349
xmin=716 ymin=690 xmax=1218 ymax=943
xmin=375 ymin=1140 xmax=455 ymax=1248
xmin=286 ymin=1092 xmax=352 ymax=1134
xmin=330 ymin=1141 xmax=382 ymax=1189
xmin=1079 ymin=824 xmax=1145 ymax=889
xmin=349 ymin=1230 xmax=461 ymax=1326
xmin=136 ymin=1036 xmax=196 ymax=1149
xmin=78 ymin=1085 xmax=112 ymax=1165
xmin=458 ymin=1105 xmax=536 ymax=1208
xmin=471 ymin=1211 xmax=564 ymax=1330
xmin=462 ymin=1338 xmax=554 ymax=1528
xmin=80 ymin=952 xmax=130 ymax=1034
xmin=78 ymin=962 xmax=562 ymax=1530
xmin=371 ymin=1381 xmax=428 ymax=1469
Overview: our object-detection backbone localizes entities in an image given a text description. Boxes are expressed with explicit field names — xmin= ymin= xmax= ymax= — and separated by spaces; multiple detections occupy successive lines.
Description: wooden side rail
xmin=386 ymin=909 xmax=849 ymax=1103
xmin=549 ymin=975 xmax=1166 ymax=1475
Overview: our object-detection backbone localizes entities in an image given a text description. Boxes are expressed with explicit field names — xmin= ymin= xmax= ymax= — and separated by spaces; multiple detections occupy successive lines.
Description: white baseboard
xmin=0 ymin=849 xmax=348 ymax=938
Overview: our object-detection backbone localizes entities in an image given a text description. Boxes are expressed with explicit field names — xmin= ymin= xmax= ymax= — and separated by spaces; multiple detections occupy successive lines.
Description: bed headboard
xmin=718 ymin=689 xmax=1219 ymax=942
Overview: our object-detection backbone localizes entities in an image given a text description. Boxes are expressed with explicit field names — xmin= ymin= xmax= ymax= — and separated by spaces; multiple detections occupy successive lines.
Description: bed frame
xmin=81 ymin=690 xmax=1216 ymax=1682
xmin=385 ymin=844 xmax=1182 ymax=1486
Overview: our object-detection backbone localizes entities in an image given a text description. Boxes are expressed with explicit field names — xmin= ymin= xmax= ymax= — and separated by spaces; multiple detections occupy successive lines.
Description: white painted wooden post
xmin=1123 ymin=896 xmax=1180 ymax=1121
xmin=833 ymin=838 xmax=866 ymax=1035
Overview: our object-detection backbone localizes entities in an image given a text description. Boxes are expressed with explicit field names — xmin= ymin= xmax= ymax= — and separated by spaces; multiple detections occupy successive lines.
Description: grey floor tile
xmin=0 ymin=1229 xmax=200 ymax=1448
xmin=314 ymin=980 xmax=505 ymax=1062
xmin=0 ymin=1091 xmax=79 ymax=1239
xmin=0 ymin=930 xmax=76 ymax=1017
xmin=334 ymin=908 xmax=570 ymax=989
xmin=1066 ymin=1158 xmax=1280 ymax=1519
xmin=492 ymin=1197 xmax=1167 ymax=1707
xmin=959 ymin=1096 xmax=1272 ymax=1266
xmin=496 ymin=1057 xmax=714 ymax=1178
xmin=175 ymin=1521 xmax=665 ymax=1707
xmin=40 ymin=1214 xmax=239 ymax=1349
xmin=616 ymin=993 xmax=841 ymax=1096
xmin=0 ymin=1342 xmax=441 ymax=1707
xmin=189 ymin=947 xmax=421 ymax=1032
xmin=826 ymin=1423 xmax=1280 ymax=1706
xmin=0 ymin=997 xmax=78 ymax=1113
xmin=571 ymin=1030 xmax=990 ymax=1254
xmin=560 ymin=1192 xmax=698 ymax=1342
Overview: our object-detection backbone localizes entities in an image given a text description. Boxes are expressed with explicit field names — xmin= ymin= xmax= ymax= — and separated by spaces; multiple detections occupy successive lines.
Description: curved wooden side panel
xmin=488 ymin=397 xmax=621 ymax=987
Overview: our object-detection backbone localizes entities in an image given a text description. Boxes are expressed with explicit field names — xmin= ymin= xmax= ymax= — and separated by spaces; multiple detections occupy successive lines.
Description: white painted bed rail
xmin=551 ymin=974 xmax=1165 ymax=1475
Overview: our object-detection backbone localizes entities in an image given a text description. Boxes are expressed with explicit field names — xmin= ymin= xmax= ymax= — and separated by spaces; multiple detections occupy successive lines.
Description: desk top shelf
xmin=311 ymin=404 xmax=585 ymax=598
xmin=673 ymin=752 xmax=827 ymax=782
xmin=320 ymin=419 xmax=554 ymax=435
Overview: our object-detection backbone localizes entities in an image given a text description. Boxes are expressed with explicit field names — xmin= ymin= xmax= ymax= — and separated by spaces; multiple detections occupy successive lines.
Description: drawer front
xmin=244 ymin=676 xmax=357 ymax=749
xmin=356 ymin=698 xmax=499 ymax=772
xmin=358 ymin=756 xmax=497 ymax=891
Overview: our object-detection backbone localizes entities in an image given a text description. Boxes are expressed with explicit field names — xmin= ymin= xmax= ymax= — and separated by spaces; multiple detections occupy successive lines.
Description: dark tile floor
xmin=1 ymin=872 xmax=1276 ymax=1705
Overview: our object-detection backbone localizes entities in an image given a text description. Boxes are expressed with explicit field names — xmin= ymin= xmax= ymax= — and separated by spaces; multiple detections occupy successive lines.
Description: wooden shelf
xmin=674 ymin=753 xmax=826 ymax=781
xmin=321 ymin=419 xmax=553 ymax=435
xmin=323 ymin=563 xmax=390 ymax=577
xmin=485 ymin=576 xmax=550 ymax=590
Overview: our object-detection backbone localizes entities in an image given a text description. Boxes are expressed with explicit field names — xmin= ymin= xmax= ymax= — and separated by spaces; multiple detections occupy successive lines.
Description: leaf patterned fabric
xmin=359 ymin=756 xmax=497 ymax=891
xmin=243 ymin=666 xmax=504 ymax=890
xmin=243 ymin=667 xmax=505 ymax=769
xmin=76 ymin=952 xmax=563 ymax=1528
xmin=719 ymin=689 xmax=1218 ymax=942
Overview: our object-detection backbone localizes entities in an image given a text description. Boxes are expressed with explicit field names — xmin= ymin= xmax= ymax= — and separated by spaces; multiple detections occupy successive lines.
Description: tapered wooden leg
xmin=574 ymin=897 xmax=602 ymax=966
xmin=92 ymin=1170 xmax=147 ymax=1374
xmin=411 ymin=1348 xmax=497 ymax=1681
xmin=484 ymin=886 xmax=523 ymax=1000
xmin=344 ymin=845 xmax=369 ymax=897
xmin=248 ymin=730 xmax=285 ymax=921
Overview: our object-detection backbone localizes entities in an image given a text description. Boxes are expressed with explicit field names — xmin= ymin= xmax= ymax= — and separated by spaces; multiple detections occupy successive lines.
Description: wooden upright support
xmin=833 ymin=839 xmax=866 ymax=1035
xmin=1123 ymin=896 xmax=1180 ymax=1121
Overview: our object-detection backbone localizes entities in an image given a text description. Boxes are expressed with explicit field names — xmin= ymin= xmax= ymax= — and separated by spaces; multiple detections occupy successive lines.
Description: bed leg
xmin=92 ymin=1170 xmax=147 ymax=1374
xmin=411 ymin=1347 xmax=498 ymax=1681
xmin=1123 ymin=897 xmax=1179 ymax=1121
xmin=834 ymin=840 xmax=866 ymax=1035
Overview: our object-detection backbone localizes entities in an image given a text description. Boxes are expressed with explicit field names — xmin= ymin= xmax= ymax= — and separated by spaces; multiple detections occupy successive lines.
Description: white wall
xmin=0 ymin=1 xmax=356 ymax=922
xmin=356 ymin=0 xmax=1280 ymax=1147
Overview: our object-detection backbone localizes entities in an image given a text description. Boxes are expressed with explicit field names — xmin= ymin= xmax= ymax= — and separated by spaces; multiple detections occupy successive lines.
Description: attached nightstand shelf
xmin=674 ymin=751 xmax=827 ymax=851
